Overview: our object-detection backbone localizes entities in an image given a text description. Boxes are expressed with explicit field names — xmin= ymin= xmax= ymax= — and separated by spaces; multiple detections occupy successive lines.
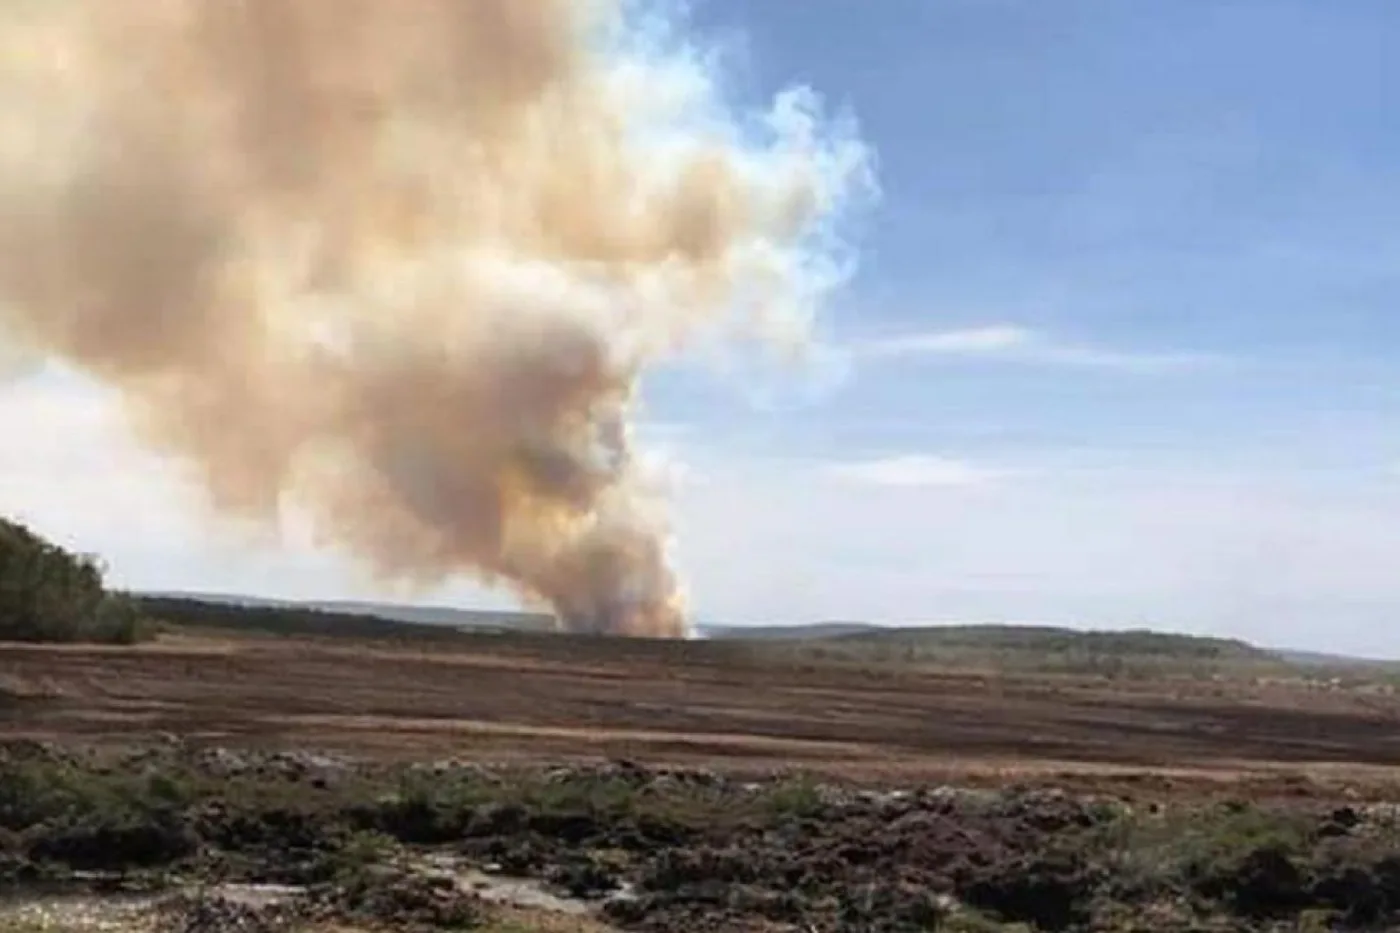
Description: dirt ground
xmin=3 ymin=630 xmax=1399 ymax=799
xmin=5 ymin=631 xmax=1400 ymax=930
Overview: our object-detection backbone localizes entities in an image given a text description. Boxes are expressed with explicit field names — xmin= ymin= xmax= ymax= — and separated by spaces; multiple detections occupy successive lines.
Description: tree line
xmin=0 ymin=517 xmax=145 ymax=644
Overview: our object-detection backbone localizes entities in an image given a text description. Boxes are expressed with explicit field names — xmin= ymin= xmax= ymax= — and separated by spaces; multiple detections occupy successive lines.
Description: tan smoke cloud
xmin=0 ymin=0 xmax=872 ymax=637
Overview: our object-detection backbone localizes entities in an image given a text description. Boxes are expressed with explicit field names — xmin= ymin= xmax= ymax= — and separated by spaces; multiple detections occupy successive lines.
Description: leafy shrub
xmin=0 ymin=517 xmax=150 ymax=644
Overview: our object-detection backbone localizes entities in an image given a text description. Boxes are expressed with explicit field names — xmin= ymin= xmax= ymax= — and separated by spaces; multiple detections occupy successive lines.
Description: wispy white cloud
xmin=862 ymin=325 xmax=1031 ymax=355
xmin=856 ymin=324 xmax=1222 ymax=374
xmin=823 ymin=454 xmax=1012 ymax=488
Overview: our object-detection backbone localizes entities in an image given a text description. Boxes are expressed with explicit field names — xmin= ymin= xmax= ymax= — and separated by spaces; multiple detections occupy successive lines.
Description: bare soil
xmin=2 ymin=631 xmax=1399 ymax=798
xmin=3 ymin=631 xmax=1400 ymax=930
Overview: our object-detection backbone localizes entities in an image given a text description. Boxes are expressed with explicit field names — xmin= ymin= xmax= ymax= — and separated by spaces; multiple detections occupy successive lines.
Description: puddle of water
xmin=195 ymin=883 xmax=304 ymax=910
xmin=413 ymin=852 xmax=616 ymax=916
xmin=0 ymin=893 xmax=158 ymax=932
xmin=0 ymin=883 xmax=304 ymax=932
xmin=456 ymin=868 xmax=590 ymax=915
xmin=0 ymin=863 xmax=619 ymax=929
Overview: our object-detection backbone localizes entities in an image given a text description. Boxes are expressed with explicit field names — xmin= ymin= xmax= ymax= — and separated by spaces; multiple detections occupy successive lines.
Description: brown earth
xmin=2 ymin=629 xmax=1399 ymax=799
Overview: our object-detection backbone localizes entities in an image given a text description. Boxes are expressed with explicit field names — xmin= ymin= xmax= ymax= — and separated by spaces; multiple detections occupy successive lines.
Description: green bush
xmin=0 ymin=517 xmax=150 ymax=645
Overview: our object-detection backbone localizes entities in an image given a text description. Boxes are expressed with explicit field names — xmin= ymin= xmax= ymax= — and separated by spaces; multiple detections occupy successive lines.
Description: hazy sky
xmin=4 ymin=1 xmax=1400 ymax=656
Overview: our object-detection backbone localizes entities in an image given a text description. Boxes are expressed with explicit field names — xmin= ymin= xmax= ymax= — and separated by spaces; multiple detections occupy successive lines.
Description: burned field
xmin=1 ymin=626 xmax=1400 ymax=930
xmin=6 ymin=620 xmax=1400 ymax=778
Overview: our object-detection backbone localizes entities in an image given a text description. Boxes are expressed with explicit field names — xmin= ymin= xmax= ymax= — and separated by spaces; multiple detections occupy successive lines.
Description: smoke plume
xmin=0 ymin=1 xmax=872 ymax=637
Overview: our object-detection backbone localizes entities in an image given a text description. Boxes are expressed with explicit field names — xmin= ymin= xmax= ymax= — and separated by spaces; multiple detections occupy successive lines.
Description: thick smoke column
xmin=0 ymin=1 xmax=871 ymax=637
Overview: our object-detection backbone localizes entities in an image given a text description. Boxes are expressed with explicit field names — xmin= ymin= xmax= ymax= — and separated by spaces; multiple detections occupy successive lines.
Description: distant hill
xmin=1270 ymin=648 xmax=1399 ymax=670
xmin=702 ymin=620 xmax=1296 ymax=678
xmin=699 ymin=621 xmax=884 ymax=641
xmin=142 ymin=591 xmax=554 ymax=633
xmin=708 ymin=621 xmax=1396 ymax=669
xmin=704 ymin=620 xmax=1265 ymax=657
xmin=138 ymin=595 xmax=491 ymax=643
xmin=833 ymin=623 xmax=1270 ymax=661
xmin=293 ymin=599 xmax=555 ymax=632
xmin=136 ymin=591 xmax=1395 ymax=674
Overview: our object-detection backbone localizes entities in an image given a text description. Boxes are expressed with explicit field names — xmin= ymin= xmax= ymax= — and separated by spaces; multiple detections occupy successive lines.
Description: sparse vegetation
xmin=7 ymin=533 xmax=1400 ymax=929
xmin=1 ymin=744 xmax=1398 ymax=931
xmin=765 ymin=622 xmax=1298 ymax=682
xmin=132 ymin=592 xmax=1400 ymax=689
xmin=137 ymin=594 xmax=492 ymax=644
xmin=0 ymin=517 xmax=149 ymax=645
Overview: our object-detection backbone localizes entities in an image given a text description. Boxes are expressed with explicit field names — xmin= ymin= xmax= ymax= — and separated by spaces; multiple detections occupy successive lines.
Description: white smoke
xmin=0 ymin=0 xmax=875 ymax=636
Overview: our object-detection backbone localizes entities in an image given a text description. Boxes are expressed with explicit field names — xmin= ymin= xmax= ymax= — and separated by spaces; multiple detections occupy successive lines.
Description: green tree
xmin=0 ymin=518 xmax=146 ymax=644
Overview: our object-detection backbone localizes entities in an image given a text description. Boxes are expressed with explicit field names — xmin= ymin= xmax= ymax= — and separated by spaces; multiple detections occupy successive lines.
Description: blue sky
xmin=3 ymin=1 xmax=1399 ymax=655
xmin=641 ymin=0 xmax=1400 ymax=654
xmin=681 ymin=0 xmax=1400 ymax=434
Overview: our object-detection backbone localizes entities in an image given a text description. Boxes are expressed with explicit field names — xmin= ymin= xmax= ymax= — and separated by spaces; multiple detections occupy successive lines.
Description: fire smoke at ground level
xmin=0 ymin=0 xmax=874 ymax=636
